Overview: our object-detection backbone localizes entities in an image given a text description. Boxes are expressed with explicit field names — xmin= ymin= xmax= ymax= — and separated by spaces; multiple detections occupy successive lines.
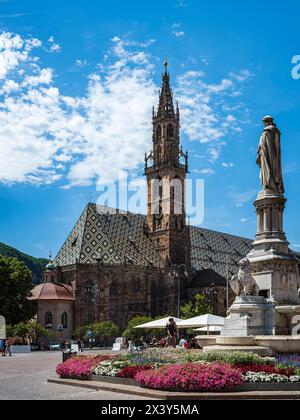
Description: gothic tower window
xmin=153 ymin=206 xmax=163 ymax=231
xmin=167 ymin=124 xmax=174 ymax=141
xmin=156 ymin=125 xmax=162 ymax=142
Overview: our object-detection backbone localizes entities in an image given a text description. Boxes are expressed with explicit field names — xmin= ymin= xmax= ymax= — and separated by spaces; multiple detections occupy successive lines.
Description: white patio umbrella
xmin=177 ymin=314 xmax=225 ymax=335
xmin=134 ymin=316 xmax=182 ymax=329
xmin=194 ymin=326 xmax=223 ymax=333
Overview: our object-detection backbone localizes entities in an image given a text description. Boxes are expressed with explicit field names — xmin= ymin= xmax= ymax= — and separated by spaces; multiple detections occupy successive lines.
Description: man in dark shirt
xmin=166 ymin=318 xmax=178 ymax=348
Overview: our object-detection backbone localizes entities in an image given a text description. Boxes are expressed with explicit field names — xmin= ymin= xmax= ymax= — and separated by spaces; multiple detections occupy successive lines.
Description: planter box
xmin=234 ymin=382 xmax=300 ymax=392
xmin=92 ymin=375 xmax=138 ymax=387
xmin=11 ymin=345 xmax=31 ymax=354
xmin=63 ymin=375 xmax=300 ymax=393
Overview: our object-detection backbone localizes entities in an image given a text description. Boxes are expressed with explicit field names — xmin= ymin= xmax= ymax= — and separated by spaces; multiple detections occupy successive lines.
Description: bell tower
xmin=145 ymin=62 xmax=190 ymax=269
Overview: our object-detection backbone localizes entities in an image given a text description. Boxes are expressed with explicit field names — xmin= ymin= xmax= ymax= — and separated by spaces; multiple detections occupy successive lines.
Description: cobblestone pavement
xmin=0 ymin=351 xmax=151 ymax=400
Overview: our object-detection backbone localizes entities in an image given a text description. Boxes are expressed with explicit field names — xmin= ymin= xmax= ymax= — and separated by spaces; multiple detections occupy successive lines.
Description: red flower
xmin=235 ymin=364 xmax=296 ymax=377
xmin=135 ymin=363 xmax=243 ymax=392
xmin=116 ymin=366 xmax=153 ymax=379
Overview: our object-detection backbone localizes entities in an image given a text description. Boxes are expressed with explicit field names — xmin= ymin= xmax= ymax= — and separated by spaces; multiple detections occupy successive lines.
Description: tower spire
xmin=156 ymin=61 xmax=175 ymax=119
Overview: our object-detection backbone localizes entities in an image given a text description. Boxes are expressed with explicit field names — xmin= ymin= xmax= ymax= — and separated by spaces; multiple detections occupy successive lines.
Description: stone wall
xmin=37 ymin=299 xmax=74 ymax=343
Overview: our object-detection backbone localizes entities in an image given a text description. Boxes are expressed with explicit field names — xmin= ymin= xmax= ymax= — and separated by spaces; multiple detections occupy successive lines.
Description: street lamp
xmin=168 ymin=264 xmax=188 ymax=318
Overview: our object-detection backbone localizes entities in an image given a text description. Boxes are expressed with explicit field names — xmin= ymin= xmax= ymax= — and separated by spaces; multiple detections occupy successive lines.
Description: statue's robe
xmin=257 ymin=124 xmax=285 ymax=194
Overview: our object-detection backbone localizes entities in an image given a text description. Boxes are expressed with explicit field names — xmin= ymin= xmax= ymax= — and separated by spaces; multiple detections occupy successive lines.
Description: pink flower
xmin=135 ymin=363 xmax=243 ymax=392
xmin=56 ymin=355 xmax=116 ymax=379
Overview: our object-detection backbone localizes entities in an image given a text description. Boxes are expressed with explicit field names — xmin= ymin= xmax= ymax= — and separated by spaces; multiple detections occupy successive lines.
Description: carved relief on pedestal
xmin=251 ymin=261 xmax=299 ymax=275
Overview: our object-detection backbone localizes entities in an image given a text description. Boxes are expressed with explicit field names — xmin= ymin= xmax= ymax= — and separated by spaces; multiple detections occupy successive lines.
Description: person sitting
xmin=178 ymin=336 xmax=188 ymax=349
xmin=123 ymin=337 xmax=129 ymax=350
xmin=159 ymin=337 xmax=166 ymax=348
xmin=150 ymin=337 xmax=158 ymax=348
xmin=188 ymin=338 xmax=198 ymax=349
xmin=139 ymin=336 xmax=147 ymax=350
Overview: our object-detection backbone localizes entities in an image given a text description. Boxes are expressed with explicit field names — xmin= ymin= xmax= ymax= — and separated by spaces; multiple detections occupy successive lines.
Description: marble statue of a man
xmin=257 ymin=116 xmax=285 ymax=195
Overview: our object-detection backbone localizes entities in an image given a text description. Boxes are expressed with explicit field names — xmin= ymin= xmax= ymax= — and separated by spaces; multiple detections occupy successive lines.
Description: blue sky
xmin=0 ymin=0 xmax=300 ymax=258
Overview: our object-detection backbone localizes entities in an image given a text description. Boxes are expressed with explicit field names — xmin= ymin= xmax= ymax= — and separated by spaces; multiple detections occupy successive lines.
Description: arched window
xmin=109 ymin=282 xmax=118 ymax=325
xmin=167 ymin=124 xmax=174 ymax=141
xmin=85 ymin=282 xmax=95 ymax=325
xmin=61 ymin=312 xmax=68 ymax=329
xmin=45 ymin=312 xmax=53 ymax=328
xmin=132 ymin=279 xmax=141 ymax=293
xmin=156 ymin=125 xmax=162 ymax=142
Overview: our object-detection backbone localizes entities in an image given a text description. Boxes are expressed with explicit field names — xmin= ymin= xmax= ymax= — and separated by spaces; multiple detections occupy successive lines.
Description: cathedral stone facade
xmin=39 ymin=64 xmax=254 ymax=333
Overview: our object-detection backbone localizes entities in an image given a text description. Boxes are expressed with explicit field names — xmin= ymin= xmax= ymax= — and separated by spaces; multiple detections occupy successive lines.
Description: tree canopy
xmin=0 ymin=256 xmax=36 ymax=325
xmin=93 ymin=321 xmax=119 ymax=338
xmin=123 ymin=316 xmax=153 ymax=340
xmin=181 ymin=294 xmax=212 ymax=320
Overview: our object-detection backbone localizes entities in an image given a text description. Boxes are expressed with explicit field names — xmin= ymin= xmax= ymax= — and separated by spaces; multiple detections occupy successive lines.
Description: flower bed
xmin=243 ymin=372 xmax=300 ymax=383
xmin=92 ymin=360 xmax=132 ymax=377
xmin=56 ymin=355 xmax=115 ymax=380
xmin=135 ymin=362 xmax=243 ymax=392
xmin=235 ymin=364 xmax=296 ymax=377
xmin=55 ymin=350 xmax=300 ymax=392
xmin=116 ymin=365 xmax=153 ymax=379
xmin=276 ymin=355 xmax=300 ymax=369
xmin=190 ymin=351 xmax=273 ymax=366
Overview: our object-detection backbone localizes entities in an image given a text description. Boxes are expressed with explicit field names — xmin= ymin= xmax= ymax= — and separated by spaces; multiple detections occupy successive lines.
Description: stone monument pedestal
xmin=221 ymin=296 xmax=268 ymax=337
xmin=203 ymin=117 xmax=300 ymax=355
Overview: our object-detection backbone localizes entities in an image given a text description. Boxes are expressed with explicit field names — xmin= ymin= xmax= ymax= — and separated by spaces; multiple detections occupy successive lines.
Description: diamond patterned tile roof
xmin=54 ymin=204 xmax=253 ymax=277
xmin=189 ymin=226 xmax=253 ymax=278
xmin=54 ymin=204 xmax=163 ymax=268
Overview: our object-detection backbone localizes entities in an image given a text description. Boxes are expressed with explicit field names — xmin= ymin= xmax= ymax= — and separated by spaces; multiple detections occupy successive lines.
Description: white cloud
xmin=173 ymin=31 xmax=185 ymax=38
xmin=227 ymin=189 xmax=257 ymax=206
xmin=172 ymin=23 xmax=185 ymax=38
xmin=0 ymin=31 xmax=252 ymax=187
xmin=175 ymin=70 xmax=251 ymax=147
xmin=175 ymin=0 xmax=188 ymax=7
xmin=75 ymin=59 xmax=88 ymax=67
xmin=193 ymin=168 xmax=215 ymax=176
xmin=0 ymin=32 xmax=156 ymax=186
xmin=240 ymin=218 xmax=248 ymax=223
xmin=222 ymin=162 xmax=234 ymax=168
xmin=48 ymin=36 xmax=61 ymax=53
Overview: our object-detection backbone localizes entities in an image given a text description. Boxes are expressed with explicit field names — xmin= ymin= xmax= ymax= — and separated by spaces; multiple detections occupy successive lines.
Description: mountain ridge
xmin=0 ymin=242 xmax=48 ymax=284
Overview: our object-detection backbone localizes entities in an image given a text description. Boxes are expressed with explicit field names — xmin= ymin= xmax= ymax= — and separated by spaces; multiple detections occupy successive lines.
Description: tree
xmin=11 ymin=322 xmax=48 ymax=343
xmin=123 ymin=316 xmax=153 ymax=340
xmin=26 ymin=322 xmax=48 ymax=342
xmin=75 ymin=326 xmax=89 ymax=340
xmin=13 ymin=322 xmax=30 ymax=344
xmin=0 ymin=256 xmax=36 ymax=325
xmin=181 ymin=294 xmax=212 ymax=320
xmin=93 ymin=321 xmax=119 ymax=340
xmin=5 ymin=325 xmax=14 ymax=338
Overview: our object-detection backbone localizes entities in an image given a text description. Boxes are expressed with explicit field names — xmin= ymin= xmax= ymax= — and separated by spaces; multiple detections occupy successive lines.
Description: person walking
xmin=77 ymin=339 xmax=84 ymax=352
xmin=166 ymin=318 xmax=178 ymax=348
xmin=0 ymin=338 xmax=6 ymax=356
xmin=5 ymin=339 xmax=11 ymax=357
